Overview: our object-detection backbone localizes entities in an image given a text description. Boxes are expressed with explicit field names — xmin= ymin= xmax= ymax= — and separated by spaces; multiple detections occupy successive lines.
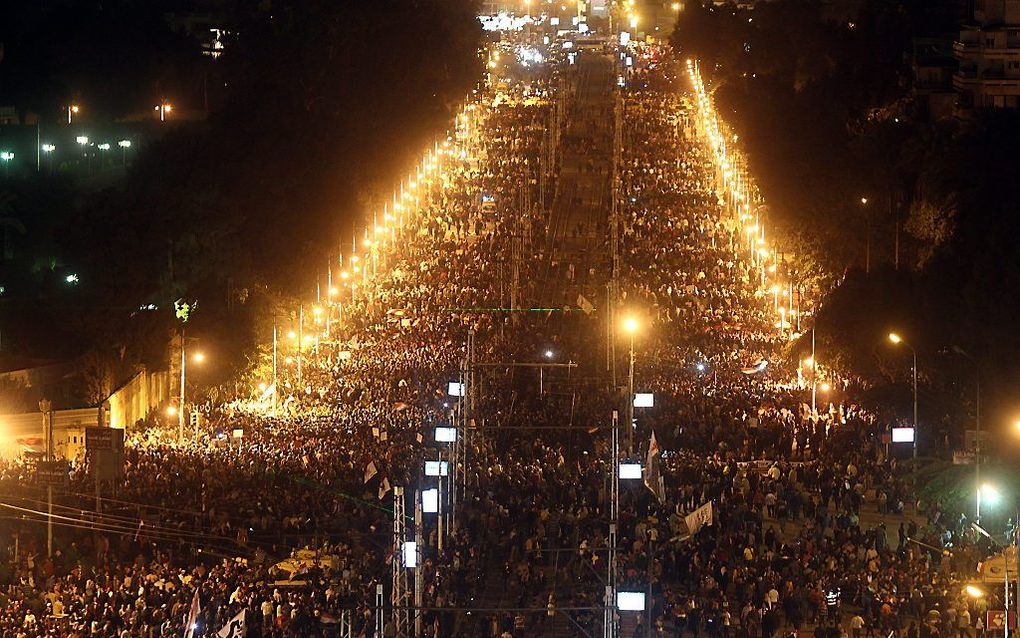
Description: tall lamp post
xmin=622 ymin=316 xmax=639 ymax=455
xmin=888 ymin=332 xmax=918 ymax=460
xmin=178 ymin=346 xmax=205 ymax=440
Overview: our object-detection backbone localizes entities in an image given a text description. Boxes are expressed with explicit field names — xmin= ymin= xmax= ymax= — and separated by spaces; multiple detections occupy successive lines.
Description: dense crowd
xmin=0 ymin=37 xmax=1002 ymax=638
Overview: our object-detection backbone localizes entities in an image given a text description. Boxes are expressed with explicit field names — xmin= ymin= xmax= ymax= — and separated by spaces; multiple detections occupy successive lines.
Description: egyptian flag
xmin=217 ymin=610 xmax=246 ymax=638
xmin=183 ymin=588 xmax=201 ymax=638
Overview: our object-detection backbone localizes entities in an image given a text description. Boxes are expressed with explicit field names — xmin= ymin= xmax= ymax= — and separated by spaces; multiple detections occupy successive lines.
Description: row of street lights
xmin=0 ymin=139 xmax=133 ymax=176
xmin=66 ymin=102 xmax=173 ymax=124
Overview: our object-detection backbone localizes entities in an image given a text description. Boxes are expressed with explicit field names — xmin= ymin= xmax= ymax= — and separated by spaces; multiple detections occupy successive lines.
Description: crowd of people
xmin=0 ymin=34 xmax=1004 ymax=638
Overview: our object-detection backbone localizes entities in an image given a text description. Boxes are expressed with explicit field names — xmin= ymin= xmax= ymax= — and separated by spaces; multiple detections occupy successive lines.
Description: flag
xmin=644 ymin=431 xmax=664 ymax=503
xmin=183 ymin=588 xmax=201 ymax=638
xmin=217 ymin=610 xmax=246 ymax=638
xmin=576 ymin=294 xmax=595 ymax=315
xmin=685 ymin=501 xmax=713 ymax=536
xmin=379 ymin=477 xmax=392 ymax=500
xmin=364 ymin=461 xmax=378 ymax=483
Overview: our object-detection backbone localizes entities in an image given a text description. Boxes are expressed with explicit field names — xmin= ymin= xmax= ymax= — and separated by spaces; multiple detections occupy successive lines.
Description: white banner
xmin=685 ymin=501 xmax=713 ymax=536
xmin=217 ymin=610 xmax=246 ymax=638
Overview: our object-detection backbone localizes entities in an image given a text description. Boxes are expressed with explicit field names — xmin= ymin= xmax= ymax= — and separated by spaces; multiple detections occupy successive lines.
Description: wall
xmin=108 ymin=368 xmax=169 ymax=429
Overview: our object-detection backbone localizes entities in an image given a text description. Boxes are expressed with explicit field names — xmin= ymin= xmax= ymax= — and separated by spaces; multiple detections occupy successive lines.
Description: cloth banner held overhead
xmin=685 ymin=501 xmax=714 ymax=536
xmin=740 ymin=360 xmax=768 ymax=375
xmin=217 ymin=610 xmax=246 ymax=638
xmin=644 ymin=430 xmax=665 ymax=503
xmin=364 ymin=461 xmax=378 ymax=484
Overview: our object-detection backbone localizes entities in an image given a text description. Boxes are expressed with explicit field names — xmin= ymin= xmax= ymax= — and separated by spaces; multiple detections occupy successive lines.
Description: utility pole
xmin=40 ymin=399 xmax=53 ymax=558
xmin=297 ymin=304 xmax=304 ymax=386
xmin=272 ymin=320 xmax=278 ymax=416
xmin=414 ymin=490 xmax=424 ymax=638
xmin=392 ymin=487 xmax=410 ymax=637
xmin=179 ymin=327 xmax=186 ymax=441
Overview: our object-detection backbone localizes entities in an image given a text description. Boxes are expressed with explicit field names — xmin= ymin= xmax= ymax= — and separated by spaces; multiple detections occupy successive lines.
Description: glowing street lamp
xmin=118 ymin=139 xmax=132 ymax=164
xmin=156 ymin=102 xmax=173 ymax=122
xmin=67 ymin=104 xmax=80 ymax=125
xmin=965 ymin=584 xmax=986 ymax=599
xmin=621 ymin=317 xmax=640 ymax=453
xmin=41 ymin=144 xmax=56 ymax=172
xmin=1 ymin=151 xmax=13 ymax=178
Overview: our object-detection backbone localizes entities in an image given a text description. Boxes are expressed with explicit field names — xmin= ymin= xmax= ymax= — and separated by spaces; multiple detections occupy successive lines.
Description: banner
xmin=685 ymin=501 xmax=713 ymax=536
xmin=740 ymin=360 xmax=768 ymax=375
xmin=364 ymin=461 xmax=378 ymax=483
xmin=217 ymin=610 xmax=246 ymax=638
xmin=644 ymin=431 xmax=664 ymax=503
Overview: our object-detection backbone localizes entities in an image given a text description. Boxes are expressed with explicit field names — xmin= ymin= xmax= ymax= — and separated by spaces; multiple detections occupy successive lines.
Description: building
xmin=912 ymin=36 xmax=958 ymax=120
xmin=954 ymin=0 xmax=1020 ymax=112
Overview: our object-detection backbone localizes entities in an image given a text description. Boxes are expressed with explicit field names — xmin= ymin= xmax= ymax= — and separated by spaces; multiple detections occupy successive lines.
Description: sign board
xmin=85 ymin=427 xmax=124 ymax=452
xmin=891 ymin=427 xmax=915 ymax=443
xmin=953 ymin=450 xmax=975 ymax=465
xmin=424 ymin=461 xmax=449 ymax=477
xmin=447 ymin=382 xmax=464 ymax=397
xmin=422 ymin=488 xmax=439 ymax=513
xmin=633 ymin=393 xmax=654 ymax=408
xmin=619 ymin=463 xmax=642 ymax=479
xmin=93 ymin=450 xmax=125 ymax=481
xmin=987 ymin=611 xmax=1016 ymax=630
xmin=617 ymin=592 xmax=645 ymax=611
xmin=36 ymin=460 xmax=69 ymax=487
xmin=435 ymin=427 xmax=457 ymax=442
xmin=403 ymin=541 xmax=417 ymax=568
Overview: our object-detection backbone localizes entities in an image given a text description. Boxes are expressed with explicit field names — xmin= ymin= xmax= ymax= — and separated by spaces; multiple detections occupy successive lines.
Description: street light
xmin=67 ymin=104 xmax=80 ymax=125
xmin=980 ymin=482 xmax=1002 ymax=508
xmin=888 ymin=332 xmax=918 ymax=460
xmin=179 ymin=340 xmax=205 ymax=440
xmin=41 ymin=144 xmax=56 ymax=172
xmin=117 ymin=139 xmax=132 ymax=165
xmin=965 ymin=584 xmax=987 ymax=599
xmin=1 ymin=151 xmax=13 ymax=178
xmin=156 ymin=102 xmax=173 ymax=122
xmin=622 ymin=317 xmax=640 ymax=454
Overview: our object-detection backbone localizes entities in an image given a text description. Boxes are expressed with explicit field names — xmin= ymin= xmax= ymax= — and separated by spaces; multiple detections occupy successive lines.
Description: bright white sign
xmin=892 ymin=427 xmax=915 ymax=443
xmin=633 ymin=393 xmax=654 ymax=408
xmin=448 ymin=382 xmax=464 ymax=397
xmin=422 ymin=488 xmax=439 ymax=513
xmin=424 ymin=461 xmax=449 ymax=476
xmin=619 ymin=463 xmax=643 ymax=479
xmin=435 ymin=427 xmax=457 ymax=442
xmin=617 ymin=592 xmax=646 ymax=611
xmin=403 ymin=541 xmax=417 ymax=568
